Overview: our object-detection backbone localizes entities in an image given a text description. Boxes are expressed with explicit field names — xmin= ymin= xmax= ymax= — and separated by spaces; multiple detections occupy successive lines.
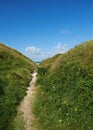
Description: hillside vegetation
xmin=33 ymin=40 xmax=93 ymax=130
xmin=0 ymin=43 xmax=37 ymax=130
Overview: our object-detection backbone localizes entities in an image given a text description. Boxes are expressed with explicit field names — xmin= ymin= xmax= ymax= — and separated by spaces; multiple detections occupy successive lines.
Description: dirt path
xmin=19 ymin=72 xmax=37 ymax=130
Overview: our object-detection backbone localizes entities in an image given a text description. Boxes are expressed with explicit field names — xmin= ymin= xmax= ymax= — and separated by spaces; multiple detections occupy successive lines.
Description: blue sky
xmin=0 ymin=0 xmax=93 ymax=61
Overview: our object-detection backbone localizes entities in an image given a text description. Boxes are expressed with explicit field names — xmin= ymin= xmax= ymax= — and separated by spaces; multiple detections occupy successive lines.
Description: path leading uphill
xmin=20 ymin=72 xmax=37 ymax=130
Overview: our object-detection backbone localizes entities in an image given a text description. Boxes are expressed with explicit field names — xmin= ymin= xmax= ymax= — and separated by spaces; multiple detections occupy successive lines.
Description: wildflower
xmin=42 ymin=92 xmax=44 ymax=95
xmin=75 ymin=108 xmax=77 ymax=111
xmin=59 ymin=119 xmax=62 ymax=123
xmin=59 ymin=108 xmax=61 ymax=111
xmin=66 ymin=113 xmax=69 ymax=116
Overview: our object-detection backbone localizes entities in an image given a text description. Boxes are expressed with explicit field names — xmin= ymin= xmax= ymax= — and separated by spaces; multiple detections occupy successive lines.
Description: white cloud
xmin=60 ymin=29 xmax=70 ymax=34
xmin=53 ymin=43 xmax=67 ymax=54
xmin=25 ymin=46 xmax=42 ymax=55
xmin=25 ymin=46 xmax=43 ymax=61
xmin=25 ymin=43 xmax=68 ymax=61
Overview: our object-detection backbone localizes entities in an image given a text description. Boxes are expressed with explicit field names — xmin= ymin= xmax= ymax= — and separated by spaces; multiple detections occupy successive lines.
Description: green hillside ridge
xmin=39 ymin=53 xmax=62 ymax=70
xmin=40 ymin=40 xmax=93 ymax=73
xmin=0 ymin=43 xmax=37 ymax=130
xmin=33 ymin=40 xmax=93 ymax=130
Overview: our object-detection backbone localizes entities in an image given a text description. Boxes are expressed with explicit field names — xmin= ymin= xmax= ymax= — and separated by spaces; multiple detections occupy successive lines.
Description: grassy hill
xmin=39 ymin=53 xmax=62 ymax=71
xmin=33 ymin=40 xmax=93 ymax=130
xmin=40 ymin=40 xmax=93 ymax=73
xmin=0 ymin=43 xmax=37 ymax=130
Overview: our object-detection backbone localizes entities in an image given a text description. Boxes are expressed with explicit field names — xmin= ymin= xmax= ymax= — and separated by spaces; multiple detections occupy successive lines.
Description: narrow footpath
xmin=19 ymin=72 xmax=37 ymax=130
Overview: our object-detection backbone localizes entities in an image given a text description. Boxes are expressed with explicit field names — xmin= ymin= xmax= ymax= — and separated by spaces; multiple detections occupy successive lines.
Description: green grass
xmin=13 ymin=110 xmax=25 ymax=130
xmin=33 ymin=40 xmax=93 ymax=130
xmin=0 ymin=43 xmax=37 ymax=130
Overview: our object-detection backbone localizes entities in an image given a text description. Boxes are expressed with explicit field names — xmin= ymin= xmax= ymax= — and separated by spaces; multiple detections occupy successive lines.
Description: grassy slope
xmin=33 ymin=40 xmax=93 ymax=130
xmin=40 ymin=40 xmax=93 ymax=73
xmin=0 ymin=43 xmax=37 ymax=130
xmin=40 ymin=54 xmax=62 ymax=69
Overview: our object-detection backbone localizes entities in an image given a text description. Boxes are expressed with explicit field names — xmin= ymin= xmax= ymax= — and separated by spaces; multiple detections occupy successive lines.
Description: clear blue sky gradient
xmin=0 ymin=0 xmax=93 ymax=60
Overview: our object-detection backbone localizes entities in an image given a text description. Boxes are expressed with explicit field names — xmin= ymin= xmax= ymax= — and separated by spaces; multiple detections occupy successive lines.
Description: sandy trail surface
xmin=20 ymin=72 xmax=37 ymax=130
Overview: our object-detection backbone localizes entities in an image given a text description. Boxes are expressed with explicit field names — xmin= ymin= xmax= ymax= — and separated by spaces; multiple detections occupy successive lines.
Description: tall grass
xmin=0 ymin=43 xmax=37 ymax=130
xmin=33 ymin=40 xmax=93 ymax=130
